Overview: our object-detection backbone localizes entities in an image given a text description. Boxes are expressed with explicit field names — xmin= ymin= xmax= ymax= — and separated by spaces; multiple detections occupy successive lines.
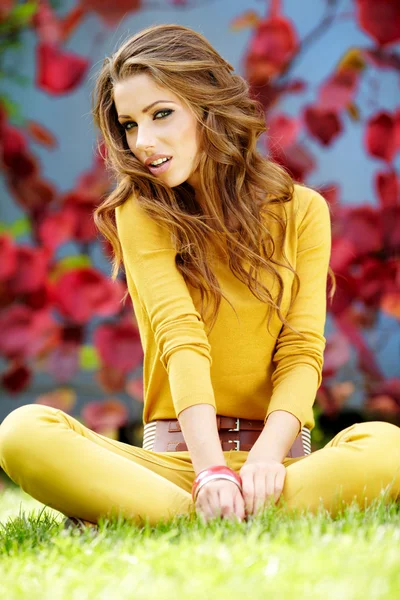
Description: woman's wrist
xmin=177 ymin=404 xmax=227 ymax=475
xmin=192 ymin=465 xmax=242 ymax=502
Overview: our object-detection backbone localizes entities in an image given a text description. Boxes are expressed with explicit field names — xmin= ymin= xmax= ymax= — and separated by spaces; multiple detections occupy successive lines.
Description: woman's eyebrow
xmin=118 ymin=100 xmax=175 ymax=119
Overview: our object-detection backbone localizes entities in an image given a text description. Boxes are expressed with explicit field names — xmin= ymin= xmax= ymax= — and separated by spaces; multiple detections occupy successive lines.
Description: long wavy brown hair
xmin=92 ymin=23 xmax=335 ymax=336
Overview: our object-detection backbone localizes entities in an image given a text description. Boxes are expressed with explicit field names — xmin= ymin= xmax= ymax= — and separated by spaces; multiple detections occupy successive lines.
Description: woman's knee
xmin=363 ymin=421 xmax=400 ymax=449
xmin=0 ymin=404 xmax=60 ymax=471
xmin=359 ymin=421 xmax=400 ymax=490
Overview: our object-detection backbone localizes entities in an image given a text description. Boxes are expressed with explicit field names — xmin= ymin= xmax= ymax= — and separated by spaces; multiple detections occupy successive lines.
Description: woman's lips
xmin=147 ymin=157 xmax=173 ymax=175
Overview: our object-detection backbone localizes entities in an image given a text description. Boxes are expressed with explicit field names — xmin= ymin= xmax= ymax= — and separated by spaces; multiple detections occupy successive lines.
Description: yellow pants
xmin=0 ymin=404 xmax=399 ymax=525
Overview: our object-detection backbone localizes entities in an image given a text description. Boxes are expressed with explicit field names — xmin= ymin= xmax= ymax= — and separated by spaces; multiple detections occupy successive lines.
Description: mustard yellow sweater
xmin=115 ymin=184 xmax=331 ymax=432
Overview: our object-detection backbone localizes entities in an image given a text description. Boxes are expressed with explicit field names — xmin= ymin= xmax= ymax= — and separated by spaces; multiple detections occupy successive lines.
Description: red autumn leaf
xmin=330 ymin=237 xmax=356 ymax=273
xmin=357 ymin=257 xmax=397 ymax=307
xmin=322 ymin=332 xmax=351 ymax=378
xmin=375 ymin=170 xmax=399 ymax=207
xmin=9 ymin=176 xmax=56 ymax=212
xmin=337 ymin=205 xmax=382 ymax=257
xmin=303 ymin=105 xmax=343 ymax=146
xmin=266 ymin=113 xmax=300 ymax=151
xmin=62 ymin=191 xmax=99 ymax=242
xmin=7 ymin=245 xmax=49 ymax=295
xmin=32 ymin=0 xmax=62 ymax=44
xmin=363 ymin=48 xmax=400 ymax=70
xmin=329 ymin=274 xmax=360 ymax=316
xmin=81 ymin=399 xmax=129 ymax=433
xmin=335 ymin=312 xmax=382 ymax=379
xmin=245 ymin=0 xmax=298 ymax=81
xmin=61 ymin=324 xmax=85 ymax=345
xmin=96 ymin=365 xmax=127 ymax=393
xmin=368 ymin=378 xmax=400 ymax=408
xmin=38 ymin=209 xmax=76 ymax=252
xmin=0 ymin=305 xmax=58 ymax=360
xmin=318 ymin=68 xmax=360 ymax=112
xmin=0 ymin=234 xmax=17 ymax=281
xmin=365 ymin=111 xmax=396 ymax=162
xmin=381 ymin=205 xmax=400 ymax=253
xmin=1 ymin=362 xmax=31 ymax=394
xmin=83 ymin=0 xmax=141 ymax=27
xmin=75 ymin=160 xmax=112 ymax=198
xmin=24 ymin=282 xmax=53 ymax=312
xmin=51 ymin=267 xmax=124 ymax=324
xmin=395 ymin=109 xmax=400 ymax=151
xmin=268 ymin=140 xmax=315 ymax=182
xmin=26 ymin=121 xmax=57 ymax=148
xmin=36 ymin=42 xmax=90 ymax=95
xmin=366 ymin=395 xmax=399 ymax=415
xmin=355 ymin=0 xmax=400 ymax=47
xmin=46 ymin=343 xmax=80 ymax=382
xmin=93 ymin=320 xmax=143 ymax=373
xmin=1 ymin=126 xmax=38 ymax=179
xmin=1 ymin=124 xmax=26 ymax=155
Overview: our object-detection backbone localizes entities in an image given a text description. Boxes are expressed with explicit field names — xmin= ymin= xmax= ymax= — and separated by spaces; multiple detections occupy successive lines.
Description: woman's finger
xmin=233 ymin=489 xmax=245 ymax=521
xmin=241 ymin=472 xmax=254 ymax=516
xmin=265 ymin=471 xmax=276 ymax=503
xmin=274 ymin=470 xmax=286 ymax=504
xmin=196 ymin=489 xmax=213 ymax=522
xmin=253 ymin=470 xmax=266 ymax=516
xmin=218 ymin=487 xmax=235 ymax=519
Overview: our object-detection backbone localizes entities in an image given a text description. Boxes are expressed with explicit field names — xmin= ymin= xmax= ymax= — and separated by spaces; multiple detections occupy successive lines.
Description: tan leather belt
xmin=143 ymin=416 xmax=311 ymax=458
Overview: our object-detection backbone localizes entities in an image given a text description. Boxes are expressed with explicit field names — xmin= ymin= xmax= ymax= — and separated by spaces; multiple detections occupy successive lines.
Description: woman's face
xmin=113 ymin=72 xmax=203 ymax=190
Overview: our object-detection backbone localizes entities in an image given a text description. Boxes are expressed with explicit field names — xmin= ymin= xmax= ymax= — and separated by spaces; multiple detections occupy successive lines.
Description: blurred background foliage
xmin=0 ymin=0 xmax=399 ymax=469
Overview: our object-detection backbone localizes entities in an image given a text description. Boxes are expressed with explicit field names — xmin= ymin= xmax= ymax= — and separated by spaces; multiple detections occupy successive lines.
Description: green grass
xmin=0 ymin=485 xmax=399 ymax=600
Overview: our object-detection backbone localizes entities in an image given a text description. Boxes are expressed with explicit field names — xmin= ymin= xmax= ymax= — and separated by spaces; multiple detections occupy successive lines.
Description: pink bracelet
xmin=192 ymin=465 xmax=242 ymax=502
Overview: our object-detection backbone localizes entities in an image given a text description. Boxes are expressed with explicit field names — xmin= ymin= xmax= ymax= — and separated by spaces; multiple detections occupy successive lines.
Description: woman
xmin=0 ymin=24 xmax=399 ymax=529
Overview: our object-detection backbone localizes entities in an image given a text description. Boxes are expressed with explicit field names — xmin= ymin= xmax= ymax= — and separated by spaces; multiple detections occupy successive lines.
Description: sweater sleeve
xmin=115 ymin=194 xmax=216 ymax=417
xmin=265 ymin=190 xmax=332 ymax=431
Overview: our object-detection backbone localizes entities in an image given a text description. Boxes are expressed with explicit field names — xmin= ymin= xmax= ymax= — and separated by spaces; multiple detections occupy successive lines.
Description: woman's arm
xmin=264 ymin=189 xmax=332 ymax=433
xmin=115 ymin=195 xmax=216 ymax=419
xmin=246 ymin=410 xmax=301 ymax=463
xmin=178 ymin=404 xmax=226 ymax=475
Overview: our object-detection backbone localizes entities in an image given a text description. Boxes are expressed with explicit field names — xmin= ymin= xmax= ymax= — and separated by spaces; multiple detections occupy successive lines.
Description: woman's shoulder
xmin=291 ymin=183 xmax=329 ymax=219
xmin=264 ymin=183 xmax=329 ymax=227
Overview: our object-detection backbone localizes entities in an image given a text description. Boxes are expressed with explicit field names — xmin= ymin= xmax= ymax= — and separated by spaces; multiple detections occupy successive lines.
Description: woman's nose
xmin=135 ymin=127 xmax=156 ymax=152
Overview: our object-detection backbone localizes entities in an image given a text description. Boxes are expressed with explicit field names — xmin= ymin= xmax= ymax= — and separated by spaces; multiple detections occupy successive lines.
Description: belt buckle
xmin=228 ymin=439 xmax=240 ymax=451
xmin=228 ymin=418 xmax=240 ymax=432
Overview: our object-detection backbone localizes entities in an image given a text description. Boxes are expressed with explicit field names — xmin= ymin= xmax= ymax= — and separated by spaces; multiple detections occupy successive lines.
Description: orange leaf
xmin=230 ymin=10 xmax=261 ymax=31
xmin=346 ymin=102 xmax=360 ymax=121
xmin=27 ymin=121 xmax=57 ymax=148
xmin=126 ymin=376 xmax=144 ymax=402
xmin=36 ymin=387 xmax=77 ymax=412
xmin=381 ymin=292 xmax=400 ymax=319
xmin=60 ymin=5 xmax=86 ymax=42
xmin=337 ymin=48 xmax=366 ymax=72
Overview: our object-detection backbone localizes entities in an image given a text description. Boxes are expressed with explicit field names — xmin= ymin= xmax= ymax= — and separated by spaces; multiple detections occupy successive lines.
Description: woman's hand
xmin=195 ymin=478 xmax=245 ymax=523
xmin=239 ymin=458 xmax=286 ymax=517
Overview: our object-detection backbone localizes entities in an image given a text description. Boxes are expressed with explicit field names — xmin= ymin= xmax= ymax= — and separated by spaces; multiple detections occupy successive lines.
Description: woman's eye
xmin=154 ymin=109 xmax=173 ymax=120
xmin=122 ymin=109 xmax=173 ymax=132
